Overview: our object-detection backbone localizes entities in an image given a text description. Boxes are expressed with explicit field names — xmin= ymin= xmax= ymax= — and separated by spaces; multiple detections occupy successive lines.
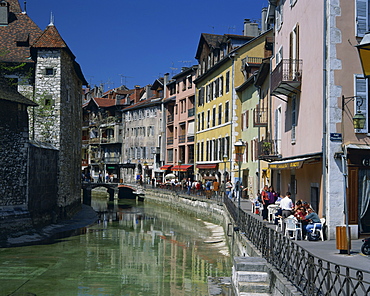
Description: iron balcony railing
xmin=253 ymin=107 xmax=268 ymax=126
xmin=167 ymin=136 xmax=173 ymax=145
xmin=224 ymin=198 xmax=370 ymax=296
xmin=179 ymin=135 xmax=186 ymax=143
xmin=188 ymin=107 xmax=195 ymax=117
xmin=271 ymin=59 xmax=302 ymax=95
xmin=167 ymin=114 xmax=174 ymax=124
xmin=258 ymin=139 xmax=280 ymax=157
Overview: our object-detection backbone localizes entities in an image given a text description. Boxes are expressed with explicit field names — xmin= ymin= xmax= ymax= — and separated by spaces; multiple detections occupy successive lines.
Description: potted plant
xmin=262 ymin=141 xmax=272 ymax=155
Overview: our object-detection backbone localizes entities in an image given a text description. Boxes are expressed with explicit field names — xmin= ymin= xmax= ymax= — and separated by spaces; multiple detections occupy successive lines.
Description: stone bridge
xmin=81 ymin=182 xmax=140 ymax=205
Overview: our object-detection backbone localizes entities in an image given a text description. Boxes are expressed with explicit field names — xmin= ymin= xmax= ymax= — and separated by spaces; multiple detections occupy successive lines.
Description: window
xmin=197 ymin=142 xmax=200 ymax=162
xmin=226 ymin=72 xmax=230 ymax=93
xmin=275 ymin=2 xmax=283 ymax=31
xmin=225 ymin=101 xmax=230 ymax=122
xmin=356 ymin=0 xmax=369 ymax=37
xmin=207 ymin=109 xmax=210 ymax=128
xmin=212 ymin=107 xmax=216 ymax=127
xmin=219 ymin=76 xmax=223 ymax=96
xmin=218 ymin=105 xmax=222 ymax=125
xmin=291 ymin=95 xmax=297 ymax=144
xmin=201 ymin=112 xmax=204 ymax=130
xmin=201 ymin=141 xmax=204 ymax=161
xmin=168 ymin=149 xmax=174 ymax=162
xmin=197 ymin=113 xmax=201 ymax=131
xmin=45 ymin=68 xmax=54 ymax=76
xmin=355 ymin=74 xmax=369 ymax=133
xmin=187 ymin=75 xmax=192 ymax=88
xmin=198 ymin=87 xmax=205 ymax=106
xmin=182 ymin=78 xmax=186 ymax=91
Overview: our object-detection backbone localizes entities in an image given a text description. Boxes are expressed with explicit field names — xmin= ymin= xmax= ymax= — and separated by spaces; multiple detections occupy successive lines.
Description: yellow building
xmin=194 ymin=29 xmax=273 ymax=189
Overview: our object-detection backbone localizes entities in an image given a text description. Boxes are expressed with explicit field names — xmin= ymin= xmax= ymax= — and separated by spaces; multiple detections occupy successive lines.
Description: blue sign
xmin=330 ymin=133 xmax=342 ymax=141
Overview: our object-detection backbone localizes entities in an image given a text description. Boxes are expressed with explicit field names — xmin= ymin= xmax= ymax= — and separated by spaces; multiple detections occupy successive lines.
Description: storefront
xmin=268 ymin=154 xmax=322 ymax=213
xmin=346 ymin=145 xmax=370 ymax=234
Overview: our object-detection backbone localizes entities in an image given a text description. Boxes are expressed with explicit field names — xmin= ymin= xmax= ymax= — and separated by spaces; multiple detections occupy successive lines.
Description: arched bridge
xmin=81 ymin=182 xmax=141 ymax=205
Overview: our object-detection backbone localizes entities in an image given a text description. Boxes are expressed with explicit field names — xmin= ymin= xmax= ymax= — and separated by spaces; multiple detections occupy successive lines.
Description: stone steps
xmin=232 ymin=257 xmax=271 ymax=295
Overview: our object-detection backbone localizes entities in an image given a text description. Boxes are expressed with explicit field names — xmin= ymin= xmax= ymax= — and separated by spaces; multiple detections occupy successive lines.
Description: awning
xmin=171 ymin=164 xmax=193 ymax=172
xmin=160 ymin=165 xmax=173 ymax=170
xmin=187 ymin=121 xmax=195 ymax=136
xmin=197 ymin=164 xmax=218 ymax=169
xmin=121 ymin=163 xmax=136 ymax=169
xmin=269 ymin=157 xmax=318 ymax=170
xmin=203 ymin=176 xmax=217 ymax=180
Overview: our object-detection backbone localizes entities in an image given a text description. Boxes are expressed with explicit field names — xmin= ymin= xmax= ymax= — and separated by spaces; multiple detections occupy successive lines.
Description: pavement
xmin=238 ymin=199 xmax=370 ymax=272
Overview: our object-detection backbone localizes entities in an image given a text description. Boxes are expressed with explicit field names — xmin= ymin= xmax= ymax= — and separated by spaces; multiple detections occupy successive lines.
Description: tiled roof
xmin=32 ymin=24 xmax=75 ymax=59
xmin=7 ymin=0 xmax=21 ymax=13
xmin=93 ymin=98 xmax=117 ymax=108
xmin=0 ymin=7 xmax=42 ymax=63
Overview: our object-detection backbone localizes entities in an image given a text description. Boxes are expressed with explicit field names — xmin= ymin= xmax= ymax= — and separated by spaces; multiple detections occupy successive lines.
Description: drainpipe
xmin=230 ymin=53 xmax=237 ymax=181
xmin=322 ymin=0 xmax=327 ymax=219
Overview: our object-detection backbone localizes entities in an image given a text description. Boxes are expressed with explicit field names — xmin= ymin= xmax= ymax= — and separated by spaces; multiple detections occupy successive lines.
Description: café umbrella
xmin=165 ymin=173 xmax=176 ymax=180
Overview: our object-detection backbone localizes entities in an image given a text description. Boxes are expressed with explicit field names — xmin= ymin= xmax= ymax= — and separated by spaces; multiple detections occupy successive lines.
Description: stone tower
xmin=32 ymin=23 xmax=87 ymax=218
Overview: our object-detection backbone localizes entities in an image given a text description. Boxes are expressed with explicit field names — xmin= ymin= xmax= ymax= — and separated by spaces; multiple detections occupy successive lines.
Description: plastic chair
xmin=275 ymin=217 xmax=283 ymax=232
xmin=312 ymin=218 xmax=325 ymax=241
xmin=284 ymin=217 xmax=302 ymax=240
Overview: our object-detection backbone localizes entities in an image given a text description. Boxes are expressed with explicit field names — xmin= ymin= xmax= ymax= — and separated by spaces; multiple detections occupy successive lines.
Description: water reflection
xmin=0 ymin=191 xmax=232 ymax=296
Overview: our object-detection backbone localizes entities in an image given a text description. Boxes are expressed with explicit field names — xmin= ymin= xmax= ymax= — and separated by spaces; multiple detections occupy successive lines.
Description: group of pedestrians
xmin=257 ymin=187 xmax=322 ymax=239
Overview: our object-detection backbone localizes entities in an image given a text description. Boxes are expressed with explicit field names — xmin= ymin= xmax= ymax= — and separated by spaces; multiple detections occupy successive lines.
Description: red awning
xmin=171 ymin=164 xmax=193 ymax=172
xmin=160 ymin=165 xmax=173 ymax=170
xmin=197 ymin=164 xmax=218 ymax=169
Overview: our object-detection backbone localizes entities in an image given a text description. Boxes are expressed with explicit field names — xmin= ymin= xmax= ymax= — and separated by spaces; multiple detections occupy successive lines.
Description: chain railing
xmin=224 ymin=197 xmax=370 ymax=296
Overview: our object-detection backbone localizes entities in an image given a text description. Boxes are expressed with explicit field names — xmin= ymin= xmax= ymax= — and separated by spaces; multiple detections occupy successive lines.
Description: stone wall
xmin=34 ymin=49 xmax=82 ymax=219
xmin=0 ymin=100 xmax=29 ymax=206
xmin=28 ymin=141 xmax=58 ymax=226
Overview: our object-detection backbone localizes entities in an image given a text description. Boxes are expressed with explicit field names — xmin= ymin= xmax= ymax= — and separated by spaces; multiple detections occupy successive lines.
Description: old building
xmin=163 ymin=67 xmax=197 ymax=180
xmin=0 ymin=0 xmax=87 ymax=221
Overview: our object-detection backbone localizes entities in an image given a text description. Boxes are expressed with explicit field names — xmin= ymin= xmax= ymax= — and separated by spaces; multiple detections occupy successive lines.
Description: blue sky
xmin=27 ymin=0 xmax=269 ymax=91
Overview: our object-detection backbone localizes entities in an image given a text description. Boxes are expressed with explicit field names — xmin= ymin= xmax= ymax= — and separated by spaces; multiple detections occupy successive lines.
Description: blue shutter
xmin=355 ymin=75 xmax=368 ymax=133
xmin=356 ymin=0 xmax=368 ymax=37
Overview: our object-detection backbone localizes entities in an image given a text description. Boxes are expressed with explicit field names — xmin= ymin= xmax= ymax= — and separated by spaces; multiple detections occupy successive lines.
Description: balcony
xmin=167 ymin=136 xmax=174 ymax=145
xmin=187 ymin=136 xmax=194 ymax=142
xmin=253 ymin=108 xmax=268 ymax=127
xmin=179 ymin=135 xmax=186 ymax=144
xmin=271 ymin=59 xmax=302 ymax=96
xmin=188 ymin=107 xmax=195 ymax=117
xmin=167 ymin=114 xmax=174 ymax=124
xmin=258 ymin=139 xmax=281 ymax=160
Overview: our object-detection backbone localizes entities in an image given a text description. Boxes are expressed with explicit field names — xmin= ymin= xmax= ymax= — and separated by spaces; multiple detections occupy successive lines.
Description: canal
xmin=0 ymin=191 xmax=232 ymax=296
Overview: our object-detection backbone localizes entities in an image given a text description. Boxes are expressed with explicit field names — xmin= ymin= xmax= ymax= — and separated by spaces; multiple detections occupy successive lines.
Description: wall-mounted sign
xmin=363 ymin=159 xmax=370 ymax=166
xmin=330 ymin=133 xmax=342 ymax=141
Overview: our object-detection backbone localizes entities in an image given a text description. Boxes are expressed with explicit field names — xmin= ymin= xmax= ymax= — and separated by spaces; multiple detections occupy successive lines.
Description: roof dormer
xmin=0 ymin=0 xmax=9 ymax=26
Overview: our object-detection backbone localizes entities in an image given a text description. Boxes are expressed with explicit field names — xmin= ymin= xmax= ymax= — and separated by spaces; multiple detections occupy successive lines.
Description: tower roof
xmin=32 ymin=24 xmax=75 ymax=59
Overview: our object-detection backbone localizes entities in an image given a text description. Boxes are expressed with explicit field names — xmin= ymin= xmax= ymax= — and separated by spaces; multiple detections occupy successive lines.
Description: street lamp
xmin=222 ymin=153 xmax=228 ymax=204
xmin=356 ymin=32 xmax=370 ymax=77
xmin=234 ymin=139 xmax=246 ymax=227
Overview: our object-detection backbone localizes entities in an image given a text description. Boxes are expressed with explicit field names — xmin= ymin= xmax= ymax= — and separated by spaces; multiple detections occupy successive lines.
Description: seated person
xmin=303 ymin=208 xmax=321 ymax=237
xmin=294 ymin=206 xmax=306 ymax=221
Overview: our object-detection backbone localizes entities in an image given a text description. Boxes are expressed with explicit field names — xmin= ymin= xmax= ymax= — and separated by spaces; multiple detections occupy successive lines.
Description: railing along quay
xmin=224 ymin=197 xmax=370 ymax=296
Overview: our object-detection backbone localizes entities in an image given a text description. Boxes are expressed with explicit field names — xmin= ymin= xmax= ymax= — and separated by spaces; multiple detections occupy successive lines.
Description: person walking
xmin=261 ymin=185 xmax=269 ymax=220
xmin=186 ymin=178 xmax=192 ymax=195
xmin=212 ymin=179 xmax=219 ymax=200
xmin=225 ymin=180 xmax=233 ymax=199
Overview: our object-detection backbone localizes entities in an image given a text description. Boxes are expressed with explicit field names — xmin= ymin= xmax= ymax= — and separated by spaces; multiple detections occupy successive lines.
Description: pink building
xmin=161 ymin=67 xmax=198 ymax=180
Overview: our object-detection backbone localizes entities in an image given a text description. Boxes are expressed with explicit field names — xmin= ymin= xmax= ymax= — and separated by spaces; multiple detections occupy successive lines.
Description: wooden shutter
xmin=355 ymin=75 xmax=368 ymax=133
xmin=356 ymin=0 xmax=368 ymax=37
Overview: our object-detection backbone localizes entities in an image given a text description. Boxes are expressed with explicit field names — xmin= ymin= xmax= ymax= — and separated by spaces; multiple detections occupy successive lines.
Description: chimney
xmin=0 ymin=0 xmax=9 ymax=26
xmin=261 ymin=7 xmax=268 ymax=33
xmin=243 ymin=19 xmax=259 ymax=37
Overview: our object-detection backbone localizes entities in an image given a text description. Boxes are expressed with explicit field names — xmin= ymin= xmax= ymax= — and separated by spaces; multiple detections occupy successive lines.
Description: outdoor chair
xmin=275 ymin=217 xmax=283 ymax=232
xmin=284 ymin=217 xmax=302 ymax=240
xmin=311 ymin=218 xmax=325 ymax=241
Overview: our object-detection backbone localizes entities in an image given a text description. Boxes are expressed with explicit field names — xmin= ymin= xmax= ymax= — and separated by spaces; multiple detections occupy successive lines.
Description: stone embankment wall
xmin=143 ymin=189 xmax=302 ymax=296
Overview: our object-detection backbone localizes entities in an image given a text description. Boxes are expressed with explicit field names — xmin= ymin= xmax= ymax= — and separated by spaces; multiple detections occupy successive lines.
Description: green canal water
xmin=0 ymin=192 xmax=232 ymax=296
